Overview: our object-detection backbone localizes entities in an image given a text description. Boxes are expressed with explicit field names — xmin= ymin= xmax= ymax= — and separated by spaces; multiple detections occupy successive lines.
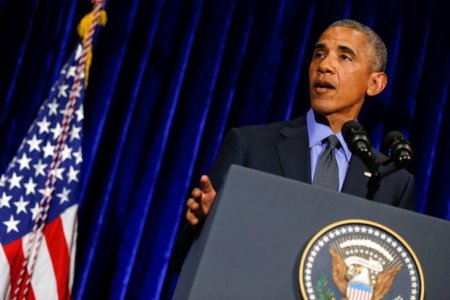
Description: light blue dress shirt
xmin=306 ymin=109 xmax=352 ymax=191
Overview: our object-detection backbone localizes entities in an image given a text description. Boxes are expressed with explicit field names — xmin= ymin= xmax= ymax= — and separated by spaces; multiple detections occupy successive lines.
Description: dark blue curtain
xmin=1 ymin=0 xmax=449 ymax=299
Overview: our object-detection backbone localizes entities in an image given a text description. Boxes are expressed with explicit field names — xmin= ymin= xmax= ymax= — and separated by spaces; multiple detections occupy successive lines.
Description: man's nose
xmin=317 ymin=56 xmax=335 ymax=74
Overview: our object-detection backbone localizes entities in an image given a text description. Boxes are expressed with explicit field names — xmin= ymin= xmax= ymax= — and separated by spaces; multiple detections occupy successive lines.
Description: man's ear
xmin=366 ymin=72 xmax=387 ymax=96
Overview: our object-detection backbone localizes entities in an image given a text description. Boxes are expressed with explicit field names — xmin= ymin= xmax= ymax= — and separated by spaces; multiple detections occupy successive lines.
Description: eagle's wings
xmin=329 ymin=247 xmax=348 ymax=295
xmin=373 ymin=264 xmax=402 ymax=300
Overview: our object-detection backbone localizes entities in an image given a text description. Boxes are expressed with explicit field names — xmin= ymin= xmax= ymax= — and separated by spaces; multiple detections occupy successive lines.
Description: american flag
xmin=0 ymin=43 xmax=85 ymax=299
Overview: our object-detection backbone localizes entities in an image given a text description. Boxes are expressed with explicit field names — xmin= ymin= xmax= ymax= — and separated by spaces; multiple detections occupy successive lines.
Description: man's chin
xmin=310 ymin=100 xmax=336 ymax=116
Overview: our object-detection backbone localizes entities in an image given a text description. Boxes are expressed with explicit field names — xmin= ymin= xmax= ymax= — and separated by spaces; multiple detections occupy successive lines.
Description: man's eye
xmin=314 ymin=52 xmax=325 ymax=59
xmin=340 ymin=55 xmax=351 ymax=61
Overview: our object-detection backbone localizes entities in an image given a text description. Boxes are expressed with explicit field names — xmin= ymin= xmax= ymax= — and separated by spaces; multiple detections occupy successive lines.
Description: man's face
xmin=309 ymin=26 xmax=376 ymax=120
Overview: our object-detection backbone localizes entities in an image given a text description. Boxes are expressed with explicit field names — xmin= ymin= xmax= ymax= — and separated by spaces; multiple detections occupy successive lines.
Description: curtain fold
xmin=0 ymin=0 xmax=449 ymax=299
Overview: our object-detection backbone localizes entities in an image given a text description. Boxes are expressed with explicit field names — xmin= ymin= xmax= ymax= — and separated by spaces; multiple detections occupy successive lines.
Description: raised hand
xmin=185 ymin=175 xmax=217 ymax=226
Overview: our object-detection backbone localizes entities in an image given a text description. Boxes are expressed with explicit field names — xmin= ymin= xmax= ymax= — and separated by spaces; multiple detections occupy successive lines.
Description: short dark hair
xmin=328 ymin=19 xmax=388 ymax=72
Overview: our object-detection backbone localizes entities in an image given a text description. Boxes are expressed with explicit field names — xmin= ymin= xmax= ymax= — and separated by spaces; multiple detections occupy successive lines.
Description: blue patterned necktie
xmin=313 ymin=135 xmax=340 ymax=190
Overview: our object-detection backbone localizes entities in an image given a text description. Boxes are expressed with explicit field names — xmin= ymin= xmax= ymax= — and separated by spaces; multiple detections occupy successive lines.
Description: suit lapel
xmin=276 ymin=122 xmax=311 ymax=183
xmin=342 ymin=155 xmax=371 ymax=199
xmin=275 ymin=116 xmax=373 ymax=197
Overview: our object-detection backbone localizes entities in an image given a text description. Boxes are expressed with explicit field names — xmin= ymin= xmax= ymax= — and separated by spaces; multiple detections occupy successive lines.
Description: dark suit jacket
xmin=171 ymin=115 xmax=416 ymax=272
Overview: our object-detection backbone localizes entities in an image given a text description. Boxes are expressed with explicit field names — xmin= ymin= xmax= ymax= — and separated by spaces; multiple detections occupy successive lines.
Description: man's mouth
xmin=314 ymin=80 xmax=335 ymax=89
xmin=313 ymin=79 xmax=336 ymax=94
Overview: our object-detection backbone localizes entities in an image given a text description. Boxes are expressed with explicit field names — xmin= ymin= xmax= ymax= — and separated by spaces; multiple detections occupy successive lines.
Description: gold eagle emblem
xmin=330 ymin=246 xmax=402 ymax=300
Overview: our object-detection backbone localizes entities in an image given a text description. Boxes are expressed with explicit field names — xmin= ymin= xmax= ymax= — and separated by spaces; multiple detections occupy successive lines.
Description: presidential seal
xmin=299 ymin=219 xmax=424 ymax=300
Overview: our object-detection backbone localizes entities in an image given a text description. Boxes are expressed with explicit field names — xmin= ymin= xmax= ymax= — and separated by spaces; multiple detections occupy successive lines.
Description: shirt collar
xmin=306 ymin=109 xmax=352 ymax=162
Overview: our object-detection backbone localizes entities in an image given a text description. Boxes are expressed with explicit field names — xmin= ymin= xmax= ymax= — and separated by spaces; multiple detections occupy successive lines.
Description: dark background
xmin=0 ymin=0 xmax=449 ymax=299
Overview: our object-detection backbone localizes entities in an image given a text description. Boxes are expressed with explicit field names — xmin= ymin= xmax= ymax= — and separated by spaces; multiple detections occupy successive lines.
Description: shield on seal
xmin=346 ymin=281 xmax=373 ymax=300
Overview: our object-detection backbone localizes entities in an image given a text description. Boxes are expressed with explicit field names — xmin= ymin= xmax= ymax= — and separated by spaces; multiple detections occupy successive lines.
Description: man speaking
xmin=172 ymin=19 xmax=416 ymax=272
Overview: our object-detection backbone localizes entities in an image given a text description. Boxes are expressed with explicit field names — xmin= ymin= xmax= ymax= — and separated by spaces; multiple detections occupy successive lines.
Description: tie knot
xmin=325 ymin=135 xmax=340 ymax=150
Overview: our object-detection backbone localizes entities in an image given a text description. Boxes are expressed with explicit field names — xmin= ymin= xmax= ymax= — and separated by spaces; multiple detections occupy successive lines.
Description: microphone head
xmin=342 ymin=120 xmax=360 ymax=137
xmin=383 ymin=130 xmax=413 ymax=167
xmin=342 ymin=120 xmax=371 ymax=155
xmin=383 ymin=130 xmax=404 ymax=149
xmin=342 ymin=120 xmax=380 ymax=174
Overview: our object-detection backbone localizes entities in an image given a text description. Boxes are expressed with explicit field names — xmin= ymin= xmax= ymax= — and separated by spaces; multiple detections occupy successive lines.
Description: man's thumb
xmin=200 ymin=175 xmax=214 ymax=193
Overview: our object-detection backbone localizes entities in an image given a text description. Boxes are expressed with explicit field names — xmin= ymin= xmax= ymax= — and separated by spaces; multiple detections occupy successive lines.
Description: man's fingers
xmin=186 ymin=196 xmax=207 ymax=226
xmin=186 ymin=197 xmax=206 ymax=221
xmin=186 ymin=198 xmax=199 ymax=211
xmin=191 ymin=188 xmax=202 ymax=199
xmin=186 ymin=209 xmax=199 ymax=226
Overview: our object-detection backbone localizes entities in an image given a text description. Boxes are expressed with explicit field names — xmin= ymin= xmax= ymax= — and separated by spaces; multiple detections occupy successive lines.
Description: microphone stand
xmin=364 ymin=155 xmax=382 ymax=200
xmin=341 ymin=120 xmax=412 ymax=200
xmin=364 ymin=156 xmax=405 ymax=200
xmin=366 ymin=171 xmax=382 ymax=200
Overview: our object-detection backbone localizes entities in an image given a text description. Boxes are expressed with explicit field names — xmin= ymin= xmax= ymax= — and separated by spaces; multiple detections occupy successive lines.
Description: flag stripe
xmin=4 ymin=238 xmax=36 ymax=300
xmin=44 ymin=216 xmax=71 ymax=300
xmin=0 ymin=245 xmax=11 ymax=299
xmin=60 ymin=204 xmax=78 ymax=292
xmin=60 ymin=205 xmax=78 ymax=251
xmin=28 ymin=234 xmax=57 ymax=300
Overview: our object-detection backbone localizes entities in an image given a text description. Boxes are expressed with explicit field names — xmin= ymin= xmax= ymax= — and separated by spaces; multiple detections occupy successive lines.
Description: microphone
xmin=342 ymin=120 xmax=377 ymax=172
xmin=383 ymin=131 xmax=413 ymax=168
xmin=342 ymin=120 xmax=380 ymax=200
